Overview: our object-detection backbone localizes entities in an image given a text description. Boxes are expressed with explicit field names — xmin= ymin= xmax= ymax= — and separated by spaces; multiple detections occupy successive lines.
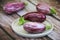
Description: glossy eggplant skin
xmin=3 ymin=2 xmax=25 ymax=14
xmin=23 ymin=22 xmax=46 ymax=33
xmin=36 ymin=3 xmax=50 ymax=14
xmin=23 ymin=12 xmax=46 ymax=23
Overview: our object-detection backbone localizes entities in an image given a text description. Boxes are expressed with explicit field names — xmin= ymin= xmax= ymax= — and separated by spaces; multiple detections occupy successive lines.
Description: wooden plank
xmin=46 ymin=16 xmax=60 ymax=40
xmin=0 ymin=28 xmax=13 ymax=40
xmin=0 ymin=0 xmax=60 ymax=40
xmin=0 ymin=12 xmax=22 ymax=40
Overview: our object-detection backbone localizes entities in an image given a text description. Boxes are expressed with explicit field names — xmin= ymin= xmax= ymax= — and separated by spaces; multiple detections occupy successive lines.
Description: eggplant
xmin=23 ymin=12 xmax=46 ymax=22
xmin=23 ymin=22 xmax=45 ymax=33
xmin=36 ymin=3 xmax=50 ymax=15
xmin=3 ymin=2 xmax=26 ymax=14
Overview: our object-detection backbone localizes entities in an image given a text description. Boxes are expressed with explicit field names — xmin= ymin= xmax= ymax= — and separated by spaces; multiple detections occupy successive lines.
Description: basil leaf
xmin=50 ymin=7 xmax=56 ymax=14
xmin=46 ymin=23 xmax=51 ymax=30
xmin=18 ymin=17 xmax=26 ymax=25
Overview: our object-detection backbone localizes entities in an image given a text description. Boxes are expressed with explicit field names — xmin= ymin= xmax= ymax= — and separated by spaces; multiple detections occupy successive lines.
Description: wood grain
xmin=0 ymin=0 xmax=60 ymax=40
xmin=0 ymin=28 xmax=13 ymax=40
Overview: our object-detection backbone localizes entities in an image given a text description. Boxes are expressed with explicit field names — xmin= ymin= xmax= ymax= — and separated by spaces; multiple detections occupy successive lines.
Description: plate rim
xmin=11 ymin=18 xmax=54 ymax=38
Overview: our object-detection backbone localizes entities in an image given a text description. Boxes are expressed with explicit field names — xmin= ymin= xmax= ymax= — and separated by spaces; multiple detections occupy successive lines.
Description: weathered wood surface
xmin=0 ymin=0 xmax=60 ymax=40
xmin=0 ymin=28 xmax=13 ymax=40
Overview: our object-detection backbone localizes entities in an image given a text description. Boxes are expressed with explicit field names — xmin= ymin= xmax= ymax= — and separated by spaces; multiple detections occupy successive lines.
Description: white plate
xmin=11 ymin=18 xmax=54 ymax=38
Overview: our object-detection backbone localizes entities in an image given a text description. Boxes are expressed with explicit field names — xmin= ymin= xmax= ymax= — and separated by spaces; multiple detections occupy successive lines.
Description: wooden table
xmin=0 ymin=0 xmax=60 ymax=40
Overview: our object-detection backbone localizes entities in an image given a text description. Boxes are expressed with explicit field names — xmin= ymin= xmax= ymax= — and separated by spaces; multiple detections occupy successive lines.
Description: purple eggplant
xmin=23 ymin=12 xmax=46 ymax=23
xmin=23 ymin=22 xmax=46 ymax=33
xmin=3 ymin=2 xmax=26 ymax=14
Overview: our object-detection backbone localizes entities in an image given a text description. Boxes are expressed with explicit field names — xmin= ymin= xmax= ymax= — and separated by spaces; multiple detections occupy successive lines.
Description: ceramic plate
xmin=11 ymin=18 xmax=54 ymax=38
